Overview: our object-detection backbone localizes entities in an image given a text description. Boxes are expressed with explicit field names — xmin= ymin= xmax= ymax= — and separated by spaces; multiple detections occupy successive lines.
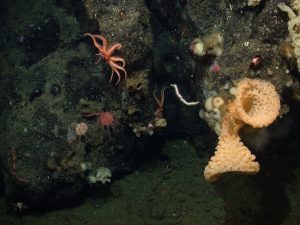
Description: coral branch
xmin=9 ymin=148 xmax=29 ymax=183
xmin=153 ymin=87 xmax=167 ymax=118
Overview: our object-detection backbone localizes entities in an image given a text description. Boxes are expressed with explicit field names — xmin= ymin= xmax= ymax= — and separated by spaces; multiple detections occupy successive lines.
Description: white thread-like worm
xmin=170 ymin=84 xmax=199 ymax=106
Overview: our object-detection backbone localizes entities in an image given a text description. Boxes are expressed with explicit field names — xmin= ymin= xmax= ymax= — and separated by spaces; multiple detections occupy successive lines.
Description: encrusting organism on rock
xmin=67 ymin=122 xmax=89 ymax=143
xmin=278 ymin=1 xmax=300 ymax=72
xmin=75 ymin=122 xmax=89 ymax=141
xmin=83 ymin=110 xmax=119 ymax=138
xmin=248 ymin=0 xmax=261 ymax=7
xmin=204 ymin=78 xmax=281 ymax=182
xmin=189 ymin=32 xmax=223 ymax=57
xmin=84 ymin=33 xmax=127 ymax=85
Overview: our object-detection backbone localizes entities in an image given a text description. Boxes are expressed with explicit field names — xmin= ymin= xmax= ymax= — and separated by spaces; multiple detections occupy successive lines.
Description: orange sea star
xmin=84 ymin=33 xmax=127 ymax=85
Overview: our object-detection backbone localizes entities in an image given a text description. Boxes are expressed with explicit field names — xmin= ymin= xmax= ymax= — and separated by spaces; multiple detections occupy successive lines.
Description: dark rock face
xmin=0 ymin=0 xmax=155 ymax=208
xmin=24 ymin=16 xmax=60 ymax=66
xmin=187 ymin=0 xmax=226 ymax=33
xmin=50 ymin=84 xmax=62 ymax=96
xmin=250 ymin=0 xmax=288 ymax=44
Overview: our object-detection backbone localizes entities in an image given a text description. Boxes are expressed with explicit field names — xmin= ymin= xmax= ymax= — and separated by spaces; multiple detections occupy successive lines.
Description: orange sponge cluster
xmin=204 ymin=78 xmax=280 ymax=182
